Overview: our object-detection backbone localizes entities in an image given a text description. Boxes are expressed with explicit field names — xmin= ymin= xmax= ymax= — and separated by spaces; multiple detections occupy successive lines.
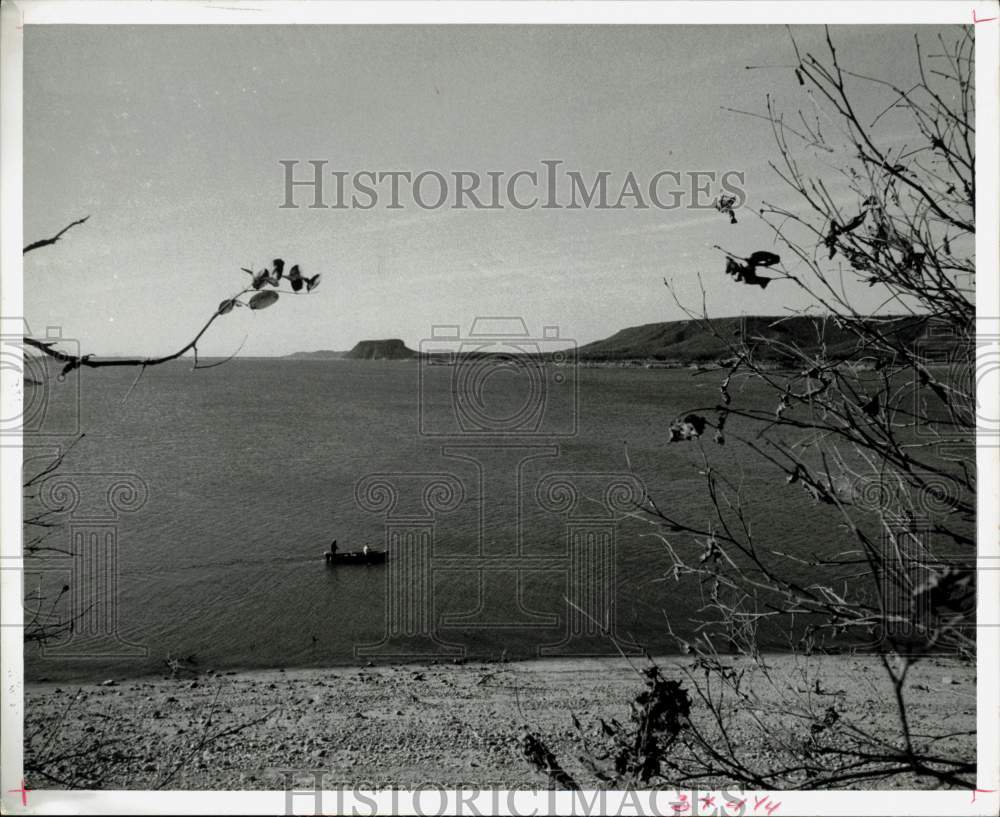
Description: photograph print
xmin=3 ymin=3 xmax=997 ymax=815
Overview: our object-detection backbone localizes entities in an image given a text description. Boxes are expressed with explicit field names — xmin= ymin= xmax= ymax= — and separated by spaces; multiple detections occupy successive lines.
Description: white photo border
xmin=1 ymin=2 xmax=997 ymax=815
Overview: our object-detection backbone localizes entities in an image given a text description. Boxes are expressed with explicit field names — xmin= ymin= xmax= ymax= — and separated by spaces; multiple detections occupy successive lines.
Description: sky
xmin=23 ymin=24 xmax=957 ymax=357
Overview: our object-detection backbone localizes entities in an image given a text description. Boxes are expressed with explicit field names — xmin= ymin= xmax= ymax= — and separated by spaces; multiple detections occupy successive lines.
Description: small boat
xmin=324 ymin=549 xmax=386 ymax=565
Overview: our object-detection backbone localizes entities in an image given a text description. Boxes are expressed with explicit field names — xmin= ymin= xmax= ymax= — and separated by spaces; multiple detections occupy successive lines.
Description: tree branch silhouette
xmin=22 ymin=216 xmax=90 ymax=255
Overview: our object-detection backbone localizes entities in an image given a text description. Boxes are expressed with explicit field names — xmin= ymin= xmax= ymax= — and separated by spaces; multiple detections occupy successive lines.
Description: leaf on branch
xmin=700 ymin=536 xmax=722 ymax=564
xmin=245 ymin=259 xmax=287 ymax=288
xmin=287 ymin=264 xmax=322 ymax=293
xmin=901 ymin=246 xmax=926 ymax=274
xmin=723 ymin=251 xmax=779 ymax=290
xmin=824 ymin=210 xmax=868 ymax=258
xmin=217 ymin=299 xmax=237 ymax=315
xmin=844 ymin=247 xmax=874 ymax=273
xmin=714 ymin=409 xmax=728 ymax=445
xmin=243 ymin=267 xmax=272 ymax=290
xmin=713 ymin=194 xmax=739 ymax=224
xmin=668 ymin=414 xmax=707 ymax=442
xmin=746 ymin=250 xmax=780 ymax=268
xmin=249 ymin=291 xmax=279 ymax=310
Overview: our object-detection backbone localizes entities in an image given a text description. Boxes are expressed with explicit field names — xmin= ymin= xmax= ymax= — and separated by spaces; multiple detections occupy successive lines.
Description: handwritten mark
xmin=7 ymin=779 xmax=29 ymax=806
xmin=753 ymin=795 xmax=781 ymax=815
xmin=972 ymin=788 xmax=996 ymax=803
xmin=973 ymin=9 xmax=998 ymax=23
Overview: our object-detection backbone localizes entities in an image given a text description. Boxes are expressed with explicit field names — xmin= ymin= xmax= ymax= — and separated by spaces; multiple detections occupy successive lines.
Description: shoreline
xmin=24 ymin=643 xmax=968 ymax=686
xmin=24 ymin=653 xmax=976 ymax=790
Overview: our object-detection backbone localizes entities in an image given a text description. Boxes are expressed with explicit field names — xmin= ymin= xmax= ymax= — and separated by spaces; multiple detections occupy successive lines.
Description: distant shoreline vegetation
xmin=279 ymin=314 xmax=948 ymax=367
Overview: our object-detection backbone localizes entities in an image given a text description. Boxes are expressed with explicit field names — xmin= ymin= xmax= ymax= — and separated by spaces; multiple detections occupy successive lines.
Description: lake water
xmin=23 ymin=358 xmax=864 ymax=680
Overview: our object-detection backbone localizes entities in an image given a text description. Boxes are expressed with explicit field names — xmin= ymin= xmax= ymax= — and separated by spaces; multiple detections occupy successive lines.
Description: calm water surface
xmin=24 ymin=359 xmax=841 ymax=680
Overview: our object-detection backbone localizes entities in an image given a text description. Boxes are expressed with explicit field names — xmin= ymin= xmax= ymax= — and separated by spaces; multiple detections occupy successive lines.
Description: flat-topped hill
xmin=343 ymin=338 xmax=417 ymax=360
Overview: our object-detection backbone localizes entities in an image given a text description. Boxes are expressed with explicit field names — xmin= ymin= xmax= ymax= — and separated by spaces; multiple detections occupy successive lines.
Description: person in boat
xmin=362 ymin=544 xmax=370 ymax=557
xmin=330 ymin=539 xmax=338 ymax=556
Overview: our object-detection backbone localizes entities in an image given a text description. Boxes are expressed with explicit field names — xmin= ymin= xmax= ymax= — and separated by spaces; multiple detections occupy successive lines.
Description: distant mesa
xmin=284 ymin=339 xmax=416 ymax=360
xmin=344 ymin=338 xmax=416 ymax=360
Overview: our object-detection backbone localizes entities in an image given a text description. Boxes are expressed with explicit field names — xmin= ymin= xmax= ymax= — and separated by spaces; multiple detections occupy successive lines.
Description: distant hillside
xmin=343 ymin=338 xmax=417 ymax=360
xmin=284 ymin=317 xmax=934 ymax=365
xmin=285 ymin=349 xmax=346 ymax=360
xmin=577 ymin=315 xmax=931 ymax=363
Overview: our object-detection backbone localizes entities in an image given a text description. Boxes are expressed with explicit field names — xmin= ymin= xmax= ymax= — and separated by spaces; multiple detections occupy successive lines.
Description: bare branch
xmin=22 ymin=216 xmax=90 ymax=255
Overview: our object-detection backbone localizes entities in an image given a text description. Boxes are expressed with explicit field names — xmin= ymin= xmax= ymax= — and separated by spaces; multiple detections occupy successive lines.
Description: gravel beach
xmin=24 ymin=655 xmax=976 ymax=791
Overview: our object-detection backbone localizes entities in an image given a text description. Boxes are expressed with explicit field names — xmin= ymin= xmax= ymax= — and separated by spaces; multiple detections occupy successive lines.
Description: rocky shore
xmin=23 ymin=655 xmax=975 ymax=791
